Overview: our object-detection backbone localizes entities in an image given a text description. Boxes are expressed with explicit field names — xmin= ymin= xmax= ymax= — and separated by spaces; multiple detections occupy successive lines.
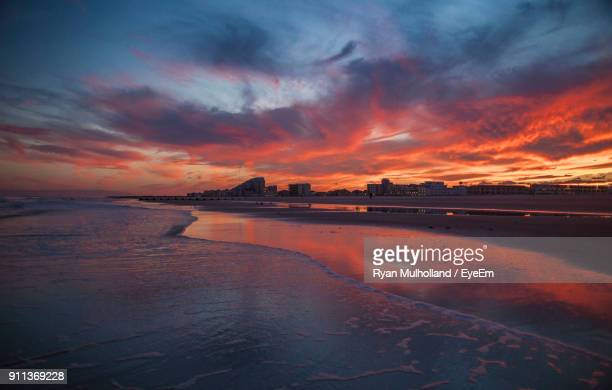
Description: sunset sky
xmin=1 ymin=0 xmax=611 ymax=194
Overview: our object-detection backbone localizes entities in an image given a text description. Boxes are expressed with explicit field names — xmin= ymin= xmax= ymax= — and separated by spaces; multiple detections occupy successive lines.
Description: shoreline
xmin=3 ymin=199 xmax=610 ymax=387
xmin=176 ymin=202 xmax=612 ymax=361
xmin=137 ymin=194 xmax=612 ymax=212
xmin=143 ymin=196 xmax=612 ymax=237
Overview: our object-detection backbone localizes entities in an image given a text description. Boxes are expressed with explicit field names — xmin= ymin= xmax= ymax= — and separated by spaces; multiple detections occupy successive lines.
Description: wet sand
xmin=184 ymin=209 xmax=612 ymax=357
xmin=4 ymin=199 xmax=610 ymax=388
xmin=147 ymin=196 xmax=612 ymax=237
xmin=147 ymin=194 xmax=612 ymax=212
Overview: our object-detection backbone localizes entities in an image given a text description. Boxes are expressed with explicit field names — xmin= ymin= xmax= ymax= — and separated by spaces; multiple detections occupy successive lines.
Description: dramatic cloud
xmin=0 ymin=0 xmax=611 ymax=193
xmin=319 ymin=41 xmax=358 ymax=64
xmin=190 ymin=16 xmax=280 ymax=74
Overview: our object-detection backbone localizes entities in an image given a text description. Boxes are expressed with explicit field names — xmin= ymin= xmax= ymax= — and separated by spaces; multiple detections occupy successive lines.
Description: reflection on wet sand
xmin=1 ymin=199 xmax=610 ymax=388
xmin=236 ymin=200 xmax=612 ymax=217
xmin=185 ymin=210 xmax=612 ymax=357
xmin=5 ymin=200 xmax=611 ymax=388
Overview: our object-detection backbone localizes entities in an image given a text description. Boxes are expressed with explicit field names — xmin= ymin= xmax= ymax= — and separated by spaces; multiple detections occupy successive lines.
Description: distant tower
xmin=381 ymin=178 xmax=392 ymax=195
xmin=231 ymin=177 xmax=265 ymax=196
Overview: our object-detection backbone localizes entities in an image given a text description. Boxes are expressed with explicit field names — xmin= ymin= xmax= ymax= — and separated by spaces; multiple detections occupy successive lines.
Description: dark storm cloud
xmin=579 ymin=106 xmax=612 ymax=124
xmin=29 ymin=144 xmax=78 ymax=155
xmin=523 ymin=129 xmax=612 ymax=160
xmin=452 ymin=1 xmax=571 ymax=65
xmin=0 ymin=82 xmax=65 ymax=106
xmin=198 ymin=18 xmax=269 ymax=68
xmin=455 ymin=0 xmax=573 ymax=64
xmin=491 ymin=55 xmax=612 ymax=97
xmin=458 ymin=23 xmax=523 ymax=65
xmin=264 ymin=107 xmax=324 ymax=139
xmin=473 ymin=117 xmax=523 ymax=140
xmin=95 ymin=87 xmax=323 ymax=147
xmin=342 ymin=58 xmax=427 ymax=108
xmin=28 ymin=143 xmax=143 ymax=161
xmin=0 ymin=122 xmax=123 ymax=143
xmin=181 ymin=15 xmax=283 ymax=74
xmin=385 ymin=0 xmax=612 ymax=101
xmin=319 ymin=41 xmax=357 ymax=64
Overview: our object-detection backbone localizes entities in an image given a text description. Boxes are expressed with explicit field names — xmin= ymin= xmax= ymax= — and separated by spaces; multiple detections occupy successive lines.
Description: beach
xmin=157 ymin=194 xmax=612 ymax=213
xmin=146 ymin=195 xmax=612 ymax=237
xmin=0 ymin=198 xmax=610 ymax=388
xmin=180 ymin=206 xmax=612 ymax=355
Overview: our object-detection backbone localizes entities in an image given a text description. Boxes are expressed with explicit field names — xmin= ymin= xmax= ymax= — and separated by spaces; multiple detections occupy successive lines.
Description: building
xmin=265 ymin=185 xmax=278 ymax=195
xmin=448 ymin=185 xmax=468 ymax=196
xmin=367 ymin=178 xmax=396 ymax=195
xmin=467 ymin=184 xmax=529 ymax=195
xmin=530 ymin=184 xmax=566 ymax=194
xmin=530 ymin=184 xmax=609 ymax=194
xmin=566 ymin=184 xmax=608 ymax=194
xmin=367 ymin=179 xmax=445 ymax=196
xmin=326 ymin=188 xmax=351 ymax=196
xmin=230 ymin=177 xmax=265 ymax=196
xmin=381 ymin=178 xmax=393 ymax=195
xmin=418 ymin=181 xmax=448 ymax=196
xmin=367 ymin=183 xmax=382 ymax=196
xmin=201 ymin=189 xmax=231 ymax=197
xmin=392 ymin=184 xmax=419 ymax=196
xmin=288 ymin=183 xmax=311 ymax=196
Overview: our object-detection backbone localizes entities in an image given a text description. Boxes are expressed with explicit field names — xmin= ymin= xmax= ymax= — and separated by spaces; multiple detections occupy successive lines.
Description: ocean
xmin=0 ymin=198 xmax=609 ymax=389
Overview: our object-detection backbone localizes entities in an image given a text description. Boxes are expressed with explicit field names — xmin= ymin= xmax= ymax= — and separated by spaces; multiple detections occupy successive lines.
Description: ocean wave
xmin=164 ymin=215 xmax=198 ymax=237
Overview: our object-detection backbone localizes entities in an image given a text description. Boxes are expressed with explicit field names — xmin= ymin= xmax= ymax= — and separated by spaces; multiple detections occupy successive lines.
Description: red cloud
xmin=2 ymin=58 xmax=611 ymax=193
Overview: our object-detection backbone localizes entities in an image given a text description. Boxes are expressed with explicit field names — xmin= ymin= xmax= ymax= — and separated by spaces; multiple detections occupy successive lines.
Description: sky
xmin=0 ymin=0 xmax=611 ymax=194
